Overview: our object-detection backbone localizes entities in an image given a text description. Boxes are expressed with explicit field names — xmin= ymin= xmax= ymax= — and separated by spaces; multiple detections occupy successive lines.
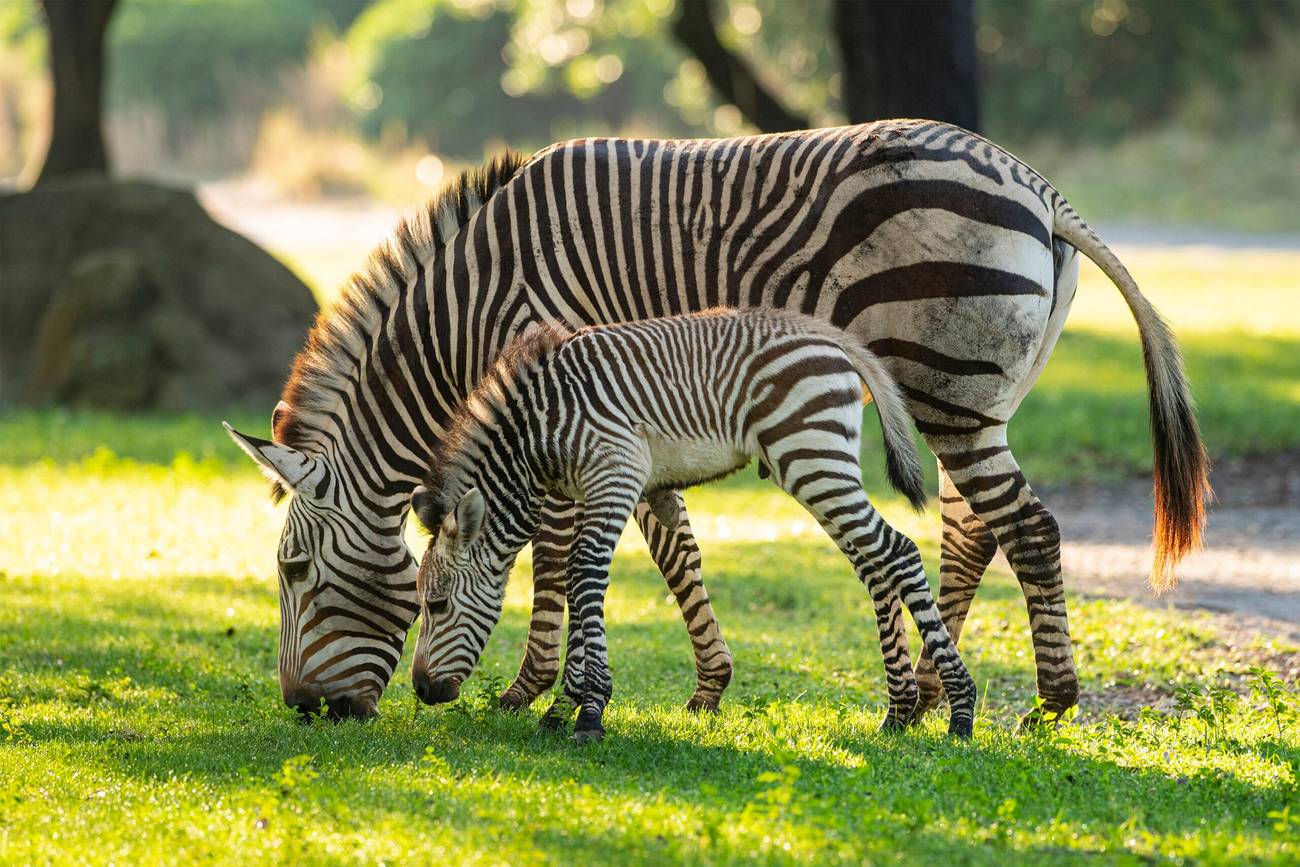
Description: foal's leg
xmin=571 ymin=473 xmax=646 ymax=742
xmin=913 ymin=465 xmax=999 ymax=718
xmin=499 ymin=494 xmax=576 ymax=710
xmin=503 ymin=492 xmax=734 ymax=715
xmin=634 ymin=494 xmax=734 ymax=712
xmin=538 ymin=572 xmax=589 ymax=731
xmin=771 ymin=446 xmax=977 ymax=737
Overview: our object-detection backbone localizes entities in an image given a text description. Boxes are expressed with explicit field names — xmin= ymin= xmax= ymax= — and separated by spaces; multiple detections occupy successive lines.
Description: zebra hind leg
xmin=634 ymin=494 xmax=733 ymax=713
xmin=913 ymin=467 xmax=998 ymax=720
xmin=774 ymin=448 xmax=975 ymax=737
xmin=940 ymin=435 xmax=1078 ymax=729
xmin=500 ymin=494 xmax=577 ymax=711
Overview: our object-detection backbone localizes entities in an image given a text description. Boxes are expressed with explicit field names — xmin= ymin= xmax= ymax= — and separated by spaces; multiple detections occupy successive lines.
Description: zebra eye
xmin=280 ymin=558 xmax=311 ymax=582
xmin=427 ymin=596 xmax=450 ymax=616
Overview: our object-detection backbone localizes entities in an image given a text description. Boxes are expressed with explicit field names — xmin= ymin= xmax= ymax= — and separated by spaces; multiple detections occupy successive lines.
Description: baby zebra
xmin=409 ymin=308 xmax=977 ymax=741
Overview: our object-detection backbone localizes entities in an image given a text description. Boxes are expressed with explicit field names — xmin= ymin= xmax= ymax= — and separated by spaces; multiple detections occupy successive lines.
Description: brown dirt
xmin=1036 ymin=450 xmax=1300 ymax=641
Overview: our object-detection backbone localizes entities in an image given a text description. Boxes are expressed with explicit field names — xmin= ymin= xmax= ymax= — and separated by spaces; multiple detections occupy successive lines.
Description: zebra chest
xmin=641 ymin=430 xmax=750 ymax=492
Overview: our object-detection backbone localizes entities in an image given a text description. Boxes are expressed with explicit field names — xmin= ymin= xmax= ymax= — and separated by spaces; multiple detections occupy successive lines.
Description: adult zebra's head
xmin=225 ymin=413 xmax=419 ymax=721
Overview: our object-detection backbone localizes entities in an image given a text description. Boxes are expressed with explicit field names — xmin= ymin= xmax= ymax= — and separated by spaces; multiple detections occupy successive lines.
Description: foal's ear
xmin=410 ymin=485 xmax=438 ymax=533
xmin=441 ymin=488 xmax=486 ymax=551
xmin=223 ymin=422 xmax=326 ymax=495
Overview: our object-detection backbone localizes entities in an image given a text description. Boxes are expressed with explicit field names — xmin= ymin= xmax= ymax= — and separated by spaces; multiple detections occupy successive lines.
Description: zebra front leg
xmin=500 ymin=494 xmax=577 ymax=711
xmin=634 ymin=494 xmax=733 ymax=713
xmin=571 ymin=476 xmax=645 ymax=743
xmin=914 ymin=466 xmax=998 ymax=720
xmin=939 ymin=434 xmax=1078 ymax=728
xmin=538 ymin=588 xmax=587 ymax=732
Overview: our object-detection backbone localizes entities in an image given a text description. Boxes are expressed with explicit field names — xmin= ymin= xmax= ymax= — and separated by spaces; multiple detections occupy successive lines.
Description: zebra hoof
xmin=572 ymin=726 xmax=605 ymax=744
xmin=685 ymin=695 xmax=720 ymax=714
xmin=947 ymin=717 xmax=974 ymax=739
xmin=1017 ymin=706 xmax=1067 ymax=732
xmin=538 ymin=712 xmax=570 ymax=733
xmin=878 ymin=711 xmax=916 ymax=734
xmin=497 ymin=691 xmax=531 ymax=713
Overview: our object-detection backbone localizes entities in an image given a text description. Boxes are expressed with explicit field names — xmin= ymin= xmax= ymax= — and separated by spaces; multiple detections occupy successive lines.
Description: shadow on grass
xmin=16 ymin=689 xmax=1294 ymax=860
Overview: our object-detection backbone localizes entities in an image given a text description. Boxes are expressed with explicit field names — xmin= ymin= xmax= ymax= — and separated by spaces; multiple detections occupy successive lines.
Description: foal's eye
xmin=428 ymin=596 xmax=450 ymax=616
xmin=280 ymin=559 xmax=310 ymax=582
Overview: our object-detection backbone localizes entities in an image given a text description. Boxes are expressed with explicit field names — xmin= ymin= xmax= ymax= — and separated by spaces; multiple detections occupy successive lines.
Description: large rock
xmin=1 ymin=177 xmax=317 ymax=411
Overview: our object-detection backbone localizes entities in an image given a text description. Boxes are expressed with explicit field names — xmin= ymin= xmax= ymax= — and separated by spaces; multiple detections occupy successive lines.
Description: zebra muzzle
xmin=414 ymin=671 xmax=461 ymax=705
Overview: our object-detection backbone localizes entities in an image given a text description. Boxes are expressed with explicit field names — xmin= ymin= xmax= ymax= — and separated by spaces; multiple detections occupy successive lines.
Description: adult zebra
xmin=226 ymin=120 xmax=1208 ymax=723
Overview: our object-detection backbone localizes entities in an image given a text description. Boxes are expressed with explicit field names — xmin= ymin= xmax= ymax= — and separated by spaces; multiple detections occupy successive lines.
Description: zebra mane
xmin=270 ymin=151 xmax=530 ymax=500
xmin=422 ymin=320 xmax=574 ymax=504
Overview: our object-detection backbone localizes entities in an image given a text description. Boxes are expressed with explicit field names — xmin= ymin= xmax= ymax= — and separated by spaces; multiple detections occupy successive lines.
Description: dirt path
xmin=1036 ymin=451 xmax=1300 ymax=641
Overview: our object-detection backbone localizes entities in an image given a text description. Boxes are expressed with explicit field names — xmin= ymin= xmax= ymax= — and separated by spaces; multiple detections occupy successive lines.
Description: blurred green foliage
xmin=3 ymin=0 xmax=1297 ymax=222
xmin=979 ymin=0 xmax=1299 ymax=142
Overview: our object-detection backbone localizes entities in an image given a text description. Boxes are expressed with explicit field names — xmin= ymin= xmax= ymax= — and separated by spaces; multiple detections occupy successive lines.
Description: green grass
xmin=2 ymin=444 xmax=1298 ymax=864
xmin=3 ymin=248 xmax=1298 ymax=863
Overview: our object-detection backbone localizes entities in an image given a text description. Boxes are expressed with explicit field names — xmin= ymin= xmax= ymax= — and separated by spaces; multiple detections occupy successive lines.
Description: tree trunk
xmin=833 ymin=0 xmax=981 ymax=132
xmin=672 ymin=0 xmax=809 ymax=133
xmin=36 ymin=0 xmax=118 ymax=185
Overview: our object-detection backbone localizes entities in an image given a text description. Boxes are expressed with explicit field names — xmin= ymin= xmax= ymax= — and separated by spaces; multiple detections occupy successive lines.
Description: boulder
xmin=0 ymin=177 xmax=317 ymax=411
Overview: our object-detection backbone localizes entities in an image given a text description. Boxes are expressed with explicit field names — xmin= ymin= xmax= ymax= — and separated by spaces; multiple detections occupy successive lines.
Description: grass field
xmin=2 ymin=248 xmax=1298 ymax=864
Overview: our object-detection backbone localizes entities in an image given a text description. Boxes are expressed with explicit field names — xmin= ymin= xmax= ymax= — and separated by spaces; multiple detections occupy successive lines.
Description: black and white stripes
xmin=409 ymin=309 xmax=977 ymax=739
xmin=224 ymin=120 xmax=1207 ymax=723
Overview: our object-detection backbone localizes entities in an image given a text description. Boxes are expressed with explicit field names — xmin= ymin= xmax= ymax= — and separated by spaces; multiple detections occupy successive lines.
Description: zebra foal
xmin=408 ymin=308 xmax=978 ymax=741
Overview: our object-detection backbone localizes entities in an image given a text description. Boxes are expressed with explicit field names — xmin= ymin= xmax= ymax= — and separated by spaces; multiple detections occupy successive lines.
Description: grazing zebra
xmin=409 ymin=308 xmax=978 ymax=740
xmin=225 ymin=120 xmax=1207 ymax=724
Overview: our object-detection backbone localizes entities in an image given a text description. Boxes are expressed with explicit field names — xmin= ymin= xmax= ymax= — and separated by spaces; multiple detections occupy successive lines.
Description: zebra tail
xmin=1052 ymin=202 xmax=1211 ymax=594
xmin=840 ymin=340 xmax=928 ymax=512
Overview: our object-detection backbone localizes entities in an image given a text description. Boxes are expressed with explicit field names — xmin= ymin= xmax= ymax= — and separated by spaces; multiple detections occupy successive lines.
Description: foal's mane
xmin=422 ymin=320 xmax=574 ymax=503
xmin=269 ymin=151 xmax=529 ymax=498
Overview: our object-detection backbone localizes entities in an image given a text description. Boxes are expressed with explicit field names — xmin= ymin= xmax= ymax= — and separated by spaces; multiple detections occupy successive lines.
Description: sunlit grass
xmin=3 ymin=245 xmax=1298 ymax=863
xmin=2 ymin=444 xmax=1298 ymax=864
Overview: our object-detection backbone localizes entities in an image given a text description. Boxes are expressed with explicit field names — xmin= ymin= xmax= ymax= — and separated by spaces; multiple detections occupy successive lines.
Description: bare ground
xmin=1033 ymin=452 xmax=1300 ymax=715
xmin=1039 ymin=450 xmax=1300 ymax=640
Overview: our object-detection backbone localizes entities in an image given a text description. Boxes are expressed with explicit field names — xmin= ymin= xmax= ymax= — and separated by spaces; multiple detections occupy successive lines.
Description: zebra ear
xmin=272 ymin=400 xmax=292 ymax=440
xmin=442 ymin=488 xmax=486 ymax=551
xmin=223 ymin=421 xmax=325 ymax=494
xmin=411 ymin=485 xmax=439 ymax=533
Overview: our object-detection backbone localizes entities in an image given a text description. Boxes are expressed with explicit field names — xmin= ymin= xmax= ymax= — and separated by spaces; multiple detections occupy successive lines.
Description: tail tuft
xmin=1144 ymin=313 xmax=1211 ymax=594
xmin=885 ymin=437 xmax=929 ymax=513
xmin=1053 ymin=205 xmax=1210 ymax=592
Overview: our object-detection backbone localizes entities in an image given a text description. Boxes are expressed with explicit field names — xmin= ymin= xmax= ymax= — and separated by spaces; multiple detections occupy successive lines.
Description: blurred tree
xmin=979 ymin=0 xmax=1298 ymax=142
xmin=834 ymin=0 xmax=980 ymax=131
xmin=670 ymin=0 xmax=808 ymax=132
xmin=37 ymin=0 xmax=117 ymax=184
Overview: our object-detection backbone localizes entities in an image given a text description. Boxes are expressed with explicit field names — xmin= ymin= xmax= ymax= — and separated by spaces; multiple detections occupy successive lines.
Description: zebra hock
xmin=408 ymin=308 xmax=978 ymax=740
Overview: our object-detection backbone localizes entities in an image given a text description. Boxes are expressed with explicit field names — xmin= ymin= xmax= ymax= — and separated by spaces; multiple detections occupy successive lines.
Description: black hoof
xmin=497 ymin=691 xmax=530 ymax=713
xmin=878 ymin=717 xmax=909 ymax=734
xmin=948 ymin=717 xmax=974 ymax=739
xmin=685 ymin=695 xmax=721 ymax=714
xmin=1017 ymin=706 xmax=1068 ymax=732
xmin=572 ymin=726 xmax=605 ymax=744
xmin=538 ymin=712 xmax=570 ymax=733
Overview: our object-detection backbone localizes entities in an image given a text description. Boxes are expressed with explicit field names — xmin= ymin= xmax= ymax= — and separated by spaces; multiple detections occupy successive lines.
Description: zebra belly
xmin=642 ymin=432 xmax=750 ymax=492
